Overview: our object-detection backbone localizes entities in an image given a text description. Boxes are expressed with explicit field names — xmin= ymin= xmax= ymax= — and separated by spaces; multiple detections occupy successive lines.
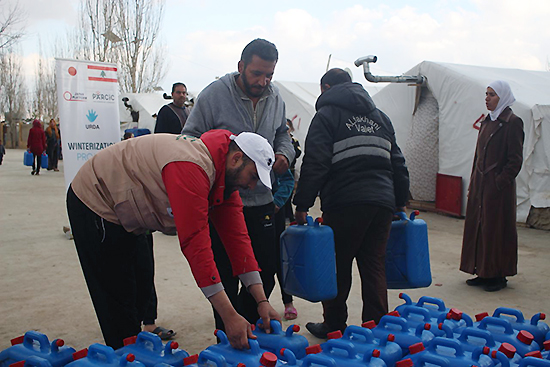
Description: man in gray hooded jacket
xmin=182 ymin=38 xmax=295 ymax=330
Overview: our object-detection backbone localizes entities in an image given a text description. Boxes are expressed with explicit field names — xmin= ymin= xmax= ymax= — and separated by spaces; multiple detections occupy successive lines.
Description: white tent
xmin=119 ymin=92 xmax=167 ymax=134
xmin=118 ymin=92 xmax=197 ymax=135
xmin=370 ymin=61 xmax=550 ymax=223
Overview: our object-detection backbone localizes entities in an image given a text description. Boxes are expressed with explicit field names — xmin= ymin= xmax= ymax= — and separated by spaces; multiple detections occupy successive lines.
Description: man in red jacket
xmin=67 ymin=129 xmax=280 ymax=349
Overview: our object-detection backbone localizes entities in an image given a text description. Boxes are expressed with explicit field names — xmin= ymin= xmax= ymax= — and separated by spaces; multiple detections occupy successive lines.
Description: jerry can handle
xmin=342 ymin=325 xmax=374 ymax=343
xmin=87 ymin=344 xmax=117 ymax=363
xmin=23 ymin=331 xmax=50 ymax=353
xmin=478 ymin=317 xmax=515 ymax=335
xmin=135 ymin=331 xmax=163 ymax=352
xmin=323 ymin=339 xmax=358 ymax=358
xmin=518 ymin=357 xmax=550 ymax=367
xmin=378 ymin=315 xmax=409 ymax=331
xmin=255 ymin=318 xmax=283 ymax=334
xmin=417 ymin=353 xmax=451 ymax=367
xmin=416 ymin=296 xmax=446 ymax=311
xmin=197 ymin=350 xmax=228 ymax=367
xmin=427 ymin=337 xmax=464 ymax=357
xmin=493 ymin=307 xmax=525 ymax=323
xmin=394 ymin=211 xmax=407 ymax=221
xmin=213 ymin=329 xmax=229 ymax=345
xmin=401 ymin=305 xmax=432 ymax=322
xmin=249 ymin=339 xmax=262 ymax=354
xmin=301 ymin=354 xmax=338 ymax=367
xmin=457 ymin=327 xmax=496 ymax=347
xmin=280 ymin=348 xmax=297 ymax=365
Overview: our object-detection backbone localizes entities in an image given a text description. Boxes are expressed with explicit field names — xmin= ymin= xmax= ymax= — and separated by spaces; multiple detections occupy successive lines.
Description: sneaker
xmin=484 ymin=277 xmax=507 ymax=292
xmin=466 ymin=277 xmax=488 ymax=286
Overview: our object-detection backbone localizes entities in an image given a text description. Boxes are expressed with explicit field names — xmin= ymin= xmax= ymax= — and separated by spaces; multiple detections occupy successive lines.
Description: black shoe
xmin=466 ymin=277 xmax=488 ymax=286
xmin=306 ymin=322 xmax=332 ymax=339
xmin=484 ymin=277 xmax=507 ymax=292
xmin=31 ymin=170 xmax=35 ymax=175
xmin=306 ymin=322 xmax=346 ymax=339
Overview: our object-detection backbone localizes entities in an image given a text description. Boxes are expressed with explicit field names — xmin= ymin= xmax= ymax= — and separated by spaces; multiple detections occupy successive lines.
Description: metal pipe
xmin=354 ymin=55 xmax=425 ymax=85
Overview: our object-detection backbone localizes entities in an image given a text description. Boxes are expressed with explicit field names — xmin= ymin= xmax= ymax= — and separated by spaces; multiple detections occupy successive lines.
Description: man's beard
xmin=224 ymin=163 xmax=246 ymax=199
xmin=241 ymin=71 xmax=266 ymax=98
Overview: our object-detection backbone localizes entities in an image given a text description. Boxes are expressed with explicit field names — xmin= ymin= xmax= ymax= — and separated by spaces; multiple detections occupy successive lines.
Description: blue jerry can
xmin=318 ymin=339 xmax=387 ymax=367
xmin=204 ymin=330 xmax=282 ymax=367
xmin=491 ymin=308 xmax=550 ymax=346
xmin=407 ymin=338 xmax=494 ymax=367
xmin=280 ymin=216 xmax=337 ymax=303
xmin=65 ymin=344 xmax=144 ymax=367
xmin=115 ymin=332 xmax=188 ymax=367
xmin=41 ymin=154 xmax=48 ymax=169
xmin=24 ymin=151 xmax=33 ymax=166
xmin=0 ymin=331 xmax=76 ymax=367
xmin=252 ymin=319 xmax=309 ymax=359
xmin=386 ymin=211 xmax=432 ymax=289
xmin=326 ymin=325 xmax=403 ymax=367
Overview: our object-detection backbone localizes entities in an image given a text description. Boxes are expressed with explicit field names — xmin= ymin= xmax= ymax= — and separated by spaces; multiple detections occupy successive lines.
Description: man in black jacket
xmin=154 ymin=82 xmax=190 ymax=134
xmin=293 ymin=68 xmax=409 ymax=339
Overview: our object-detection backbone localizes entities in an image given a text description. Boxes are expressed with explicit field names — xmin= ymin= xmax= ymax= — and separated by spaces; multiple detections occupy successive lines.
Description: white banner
xmin=55 ymin=59 xmax=121 ymax=189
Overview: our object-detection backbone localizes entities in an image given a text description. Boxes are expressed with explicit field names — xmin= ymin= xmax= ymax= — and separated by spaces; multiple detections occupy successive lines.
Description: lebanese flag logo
xmin=87 ymin=64 xmax=118 ymax=83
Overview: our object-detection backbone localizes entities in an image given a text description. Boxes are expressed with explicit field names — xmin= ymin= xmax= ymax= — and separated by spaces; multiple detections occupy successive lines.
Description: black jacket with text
xmin=293 ymin=82 xmax=409 ymax=213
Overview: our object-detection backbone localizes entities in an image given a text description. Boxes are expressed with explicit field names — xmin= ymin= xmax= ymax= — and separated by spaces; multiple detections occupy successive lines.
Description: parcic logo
xmin=92 ymin=91 xmax=115 ymax=103
xmin=86 ymin=110 xmax=98 ymax=122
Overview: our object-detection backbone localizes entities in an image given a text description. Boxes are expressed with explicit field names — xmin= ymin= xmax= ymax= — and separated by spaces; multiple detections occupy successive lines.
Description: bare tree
xmin=74 ymin=0 xmax=119 ymax=63
xmin=0 ymin=0 xmax=25 ymax=50
xmin=0 ymin=48 xmax=27 ymax=123
xmin=72 ymin=0 xmax=167 ymax=93
xmin=33 ymin=40 xmax=58 ymax=121
xmin=115 ymin=0 xmax=166 ymax=92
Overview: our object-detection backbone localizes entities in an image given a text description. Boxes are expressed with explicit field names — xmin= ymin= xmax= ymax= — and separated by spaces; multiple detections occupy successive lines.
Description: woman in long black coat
xmin=460 ymin=80 xmax=524 ymax=292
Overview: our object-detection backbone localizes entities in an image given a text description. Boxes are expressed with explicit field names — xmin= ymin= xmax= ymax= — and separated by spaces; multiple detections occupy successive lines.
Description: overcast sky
xmin=11 ymin=0 xmax=550 ymax=94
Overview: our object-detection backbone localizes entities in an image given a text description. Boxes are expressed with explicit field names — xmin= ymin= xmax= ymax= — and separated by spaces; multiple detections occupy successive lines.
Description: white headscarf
xmin=488 ymin=80 xmax=516 ymax=121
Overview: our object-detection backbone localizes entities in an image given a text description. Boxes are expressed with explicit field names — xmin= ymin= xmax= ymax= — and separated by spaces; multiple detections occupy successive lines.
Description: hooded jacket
xmin=293 ymin=82 xmax=409 ymax=212
xmin=27 ymin=120 xmax=46 ymax=155
xmin=182 ymin=72 xmax=295 ymax=207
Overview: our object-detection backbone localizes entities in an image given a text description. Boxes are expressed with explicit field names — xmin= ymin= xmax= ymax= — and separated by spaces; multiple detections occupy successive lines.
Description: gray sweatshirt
xmin=183 ymin=72 xmax=295 ymax=207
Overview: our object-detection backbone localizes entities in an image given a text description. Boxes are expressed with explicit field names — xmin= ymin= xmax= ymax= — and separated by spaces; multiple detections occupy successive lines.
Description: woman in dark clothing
xmin=27 ymin=119 xmax=47 ymax=175
xmin=460 ymin=80 xmax=524 ymax=292
xmin=45 ymin=119 xmax=60 ymax=171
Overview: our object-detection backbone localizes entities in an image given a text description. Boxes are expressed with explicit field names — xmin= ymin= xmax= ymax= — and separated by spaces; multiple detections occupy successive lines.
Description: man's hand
xmin=247 ymin=283 xmax=282 ymax=335
xmin=273 ymin=154 xmax=289 ymax=175
xmin=209 ymin=290 xmax=255 ymax=349
xmin=223 ymin=312 xmax=255 ymax=349
xmin=295 ymin=211 xmax=307 ymax=225
xmin=257 ymin=301 xmax=281 ymax=334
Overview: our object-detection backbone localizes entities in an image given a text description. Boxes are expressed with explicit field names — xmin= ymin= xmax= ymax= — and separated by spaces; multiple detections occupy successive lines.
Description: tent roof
xmin=372 ymin=61 xmax=550 ymax=221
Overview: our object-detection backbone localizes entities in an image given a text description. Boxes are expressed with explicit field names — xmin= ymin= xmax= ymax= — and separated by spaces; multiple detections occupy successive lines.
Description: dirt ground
xmin=1 ymin=148 xmax=549 ymax=355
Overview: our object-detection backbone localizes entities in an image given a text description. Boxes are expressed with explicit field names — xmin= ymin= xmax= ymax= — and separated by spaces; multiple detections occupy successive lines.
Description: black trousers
xmin=321 ymin=204 xmax=393 ymax=331
xmin=142 ymin=233 xmax=158 ymax=326
xmin=67 ymin=186 xmax=154 ymax=349
xmin=32 ymin=153 xmax=42 ymax=173
xmin=211 ymin=202 xmax=277 ymax=330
